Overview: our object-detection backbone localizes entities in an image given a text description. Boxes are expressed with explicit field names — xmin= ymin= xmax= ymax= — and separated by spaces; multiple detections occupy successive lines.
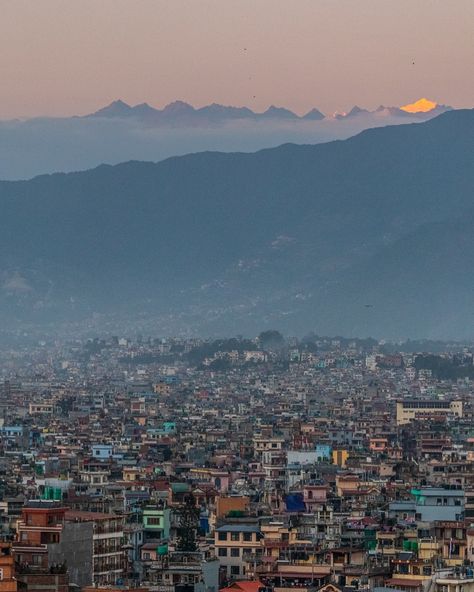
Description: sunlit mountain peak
xmin=400 ymin=98 xmax=438 ymax=113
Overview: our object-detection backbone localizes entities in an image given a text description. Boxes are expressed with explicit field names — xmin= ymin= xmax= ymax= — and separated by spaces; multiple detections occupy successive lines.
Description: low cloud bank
xmin=0 ymin=112 xmax=427 ymax=180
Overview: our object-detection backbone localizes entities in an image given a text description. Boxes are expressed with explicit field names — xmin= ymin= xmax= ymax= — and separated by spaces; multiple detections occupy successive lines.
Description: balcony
xmin=264 ymin=541 xmax=289 ymax=549
xmin=94 ymin=526 xmax=124 ymax=535
xmin=15 ymin=563 xmax=67 ymax=575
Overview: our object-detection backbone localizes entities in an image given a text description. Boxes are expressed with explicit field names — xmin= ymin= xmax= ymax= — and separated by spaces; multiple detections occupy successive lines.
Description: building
xmin=142 ymin=506 xmax=171 ymax=542
xmin=434 ymin=574 xmax=474 ymax=592
xmin=65 ymin=510 xmax=125 ymax=585
xmin=0 ymin=543 xmax=17 ymax=592
xmin=13 ymin=501 xmax=93 ymax=589
xmin=12 ymin=502 xmax=73 ymax=592
xmin=396 ymin=400 xmax=463 ymax=425
xmin=411 ymin=487 xmax=464 ymax=522
xmin=215 ymin=524 xmax=263 ymax=579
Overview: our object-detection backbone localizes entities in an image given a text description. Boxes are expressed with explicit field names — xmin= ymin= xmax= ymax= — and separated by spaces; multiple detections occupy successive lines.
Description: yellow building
xmin=332 ymin=449 xmax=349 ymax=468
xmin=396 ymin=400 xmax=462 ymax=426
xmin=387 ymin=558 xmax=434 ymax=591
xmin=418 ymin=539 xmax=442 ymax=561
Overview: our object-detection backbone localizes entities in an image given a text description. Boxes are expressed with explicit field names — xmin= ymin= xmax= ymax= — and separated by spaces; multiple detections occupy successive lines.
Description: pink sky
xmin=0 ymin=0 xmax=473 ymax=118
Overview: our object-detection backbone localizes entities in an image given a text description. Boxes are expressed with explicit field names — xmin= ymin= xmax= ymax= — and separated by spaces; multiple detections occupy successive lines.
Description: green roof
xmin=171 ymin=483 xmax=190 ymax=493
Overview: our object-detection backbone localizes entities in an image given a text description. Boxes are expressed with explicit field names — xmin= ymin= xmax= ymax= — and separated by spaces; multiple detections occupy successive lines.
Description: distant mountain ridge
xmin=87 ymin=99 xmax=320 ymax=123
xmin=0 ymin=97 xmax=457 ymax=181
xmin=0 ymin=109 xmax=472 ymax=339
xmin=85 ymin=98 xmax=452 ymax=125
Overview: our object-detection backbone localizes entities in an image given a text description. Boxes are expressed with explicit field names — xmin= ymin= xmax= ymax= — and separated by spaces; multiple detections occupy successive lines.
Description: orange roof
xmin=220 ymin=581 xmax=263 ymax=592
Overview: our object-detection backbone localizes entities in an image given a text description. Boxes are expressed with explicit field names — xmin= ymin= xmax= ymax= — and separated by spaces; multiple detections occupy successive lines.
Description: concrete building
xmin=142 ymin=506 xmax=171 ymax=542
xmin=65 ymin=510 xmax=125 ymax=585
xmin=13 ymin=502 xmax=93 ymax=589
xmin=396 ymin=400 xmax=463 ymax=425
xmin=434 ymin=574 xmax=474 ymax=592
xmin=411 ymin=487 xmax=464 ymax=522
xmin=215 ymin=524 xmax=262 ymax=579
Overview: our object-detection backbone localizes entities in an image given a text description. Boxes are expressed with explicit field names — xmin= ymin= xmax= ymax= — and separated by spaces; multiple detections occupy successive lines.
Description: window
xmin=231 ymin=548 xmax=240 ymax=557
xmin=418 ymin=530 xmax=430 ymax=539
xmin=32 ymin=555 xmax=42 ymax=566
xmin=231 ymin=566 xmax=240 ymax=576
xmin=218 ymin=548 xmax=228 ymax=557
xmin=243 ymin=533 xmax=252 ymax=542
xmin=21 ymin=532 xmax=28 ymax=541
xmin=0 ymin=568 xmax=3 ymax=581
xmin=147 ymin=517 xmax=161 ymax=526
xmin=143 ymin=553 xmax=150 ymax=560
xmin=218 ymin=532 xmax=227 ymax=541
xmin=231 ymin=532 xmax=240 ymax=541
xmin=423 ymin=566 xmax=432 ymax=576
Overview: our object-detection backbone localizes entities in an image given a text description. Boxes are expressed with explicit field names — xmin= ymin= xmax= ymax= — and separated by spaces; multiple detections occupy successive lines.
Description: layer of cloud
xmin=0 ymin=111 xmax=431 ymax=181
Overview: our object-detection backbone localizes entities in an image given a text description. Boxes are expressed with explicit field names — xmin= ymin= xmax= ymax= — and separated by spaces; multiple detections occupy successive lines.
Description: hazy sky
xmin=0 ymin=0 xmax=473 ymax=118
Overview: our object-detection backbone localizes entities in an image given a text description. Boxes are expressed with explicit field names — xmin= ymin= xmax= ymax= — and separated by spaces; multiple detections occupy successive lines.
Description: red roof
xmin=220 ymin=581 xmax=264 ymax=592
xmin=386 ymin=578 xmax=425 ymax=588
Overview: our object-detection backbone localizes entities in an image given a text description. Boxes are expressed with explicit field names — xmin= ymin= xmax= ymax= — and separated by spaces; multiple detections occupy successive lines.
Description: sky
xmin=0 ymin=0 xmax=473 ymax=119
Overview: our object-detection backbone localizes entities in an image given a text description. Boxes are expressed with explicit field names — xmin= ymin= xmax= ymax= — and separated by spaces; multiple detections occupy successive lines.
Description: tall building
xmin=12 ymin=502 xmax=71 ymax=592
xmin=64 ymin=510 xmax=125 ymax=585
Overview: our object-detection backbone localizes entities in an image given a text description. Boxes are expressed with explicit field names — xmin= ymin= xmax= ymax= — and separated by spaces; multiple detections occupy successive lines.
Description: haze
xmin=0 ymin=0 xmax=473 ymax=120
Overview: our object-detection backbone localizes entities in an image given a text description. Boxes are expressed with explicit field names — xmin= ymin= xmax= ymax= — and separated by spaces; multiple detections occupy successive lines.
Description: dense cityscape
xmin=0 ymin=334 xmax=472 ymax=592
xmin=0 ymin=3 xmax=472 ymax=592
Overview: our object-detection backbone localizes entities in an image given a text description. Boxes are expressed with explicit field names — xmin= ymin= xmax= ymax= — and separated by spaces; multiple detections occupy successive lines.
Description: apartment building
xmin=215 ymin=524 xmax=263 ymax=579
xmin=65 ymin=510 xmax=125 ymax=585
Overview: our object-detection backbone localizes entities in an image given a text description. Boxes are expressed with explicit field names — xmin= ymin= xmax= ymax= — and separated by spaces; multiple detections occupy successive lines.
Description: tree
xmin=258 ymin=330 xmax=284 ymax=351
xmin=176 ymin=493 xmax=200 ymax=552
